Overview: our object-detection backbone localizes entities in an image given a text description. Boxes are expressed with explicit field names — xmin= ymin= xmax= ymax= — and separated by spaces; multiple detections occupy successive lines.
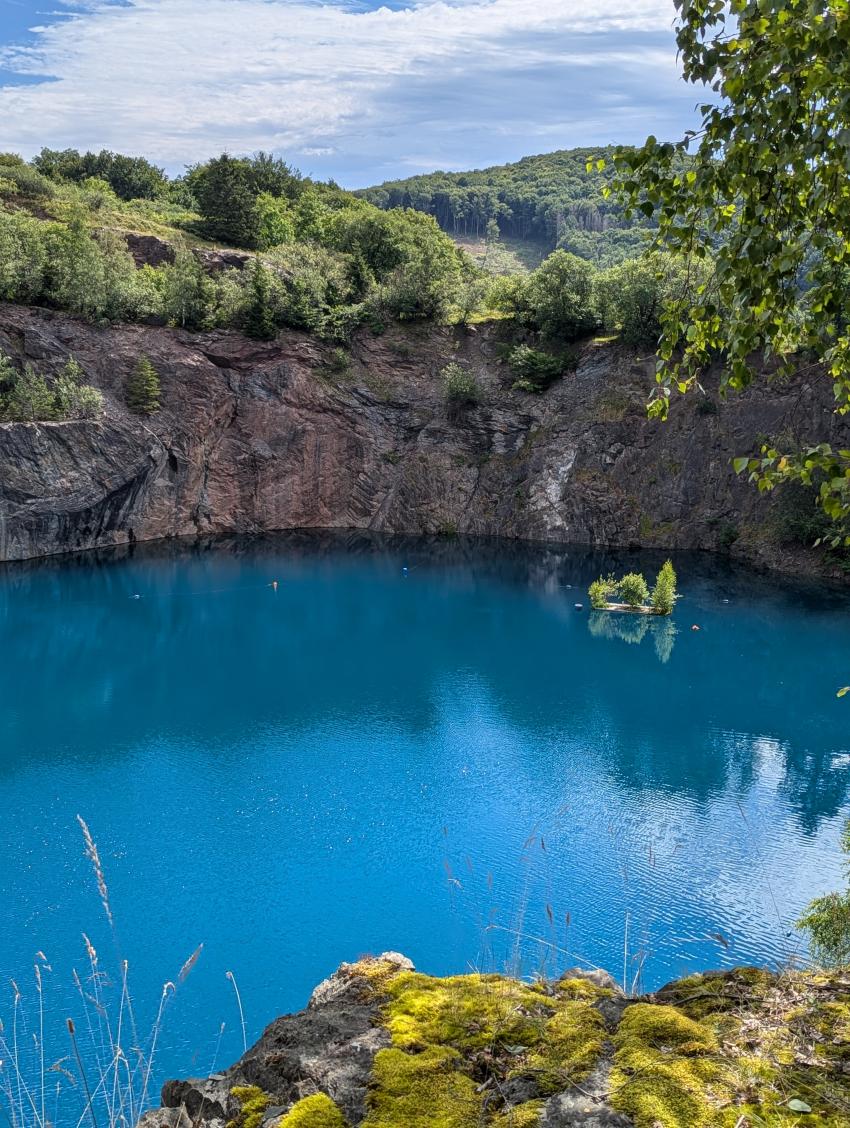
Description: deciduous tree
xmin=608 ymin=0 xmax=850 ymax=539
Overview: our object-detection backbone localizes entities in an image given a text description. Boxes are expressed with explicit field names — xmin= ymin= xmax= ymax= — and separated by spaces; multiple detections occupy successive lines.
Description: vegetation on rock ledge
xmin=231 ymin=956 xmax=850 ymax=1128
xmin=0 ymin=350 xmax=103 ymax=422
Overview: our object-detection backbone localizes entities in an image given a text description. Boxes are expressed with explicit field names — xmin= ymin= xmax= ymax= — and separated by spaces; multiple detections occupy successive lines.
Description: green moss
xmin=617 ymin=1002 xmax=718 ymax=1054
xmin=277 ymin=1094 xmax=347 ymax=1127
xmin=727 ymin=1066 xmax=850 ymax=1128
xmin=367 ymin=971 xmax=608 ymax=1124
xmin=363 ymin=1045 xmax=482 ymax=1128
xmin=611 ymin=977 xmax=850 ymax=1127
xmin=610 ymin=1004 xmax=729 ymax=1128
xmin=229 ymin=1087 xmax=271 ymax=1128
xmin=346 ymin=956 xmax=409 ymax=995
xmin=359 ymin=967 xmax=850 ymax=1127
xmin=515 ymin=1002 xmax=605 ymax=1094
xmin=384 ymin=972 xmax=553 ymax=1052
xmin=488 ymin=1102 xmax=542 ymax=1127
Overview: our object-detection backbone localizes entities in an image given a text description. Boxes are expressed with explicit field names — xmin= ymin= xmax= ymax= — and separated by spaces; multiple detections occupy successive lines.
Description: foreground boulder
xmin=140 ymin=956 xmax=850 ymax=1127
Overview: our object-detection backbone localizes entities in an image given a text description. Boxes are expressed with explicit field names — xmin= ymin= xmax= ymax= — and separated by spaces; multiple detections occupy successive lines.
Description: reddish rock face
xmin=0 ymin=303 xmax=845 ymax=570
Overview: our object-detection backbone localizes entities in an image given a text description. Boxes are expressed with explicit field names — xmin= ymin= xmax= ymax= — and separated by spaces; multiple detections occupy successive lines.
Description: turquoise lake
xmin=1 ymin=533 xmax=849 ymax=1086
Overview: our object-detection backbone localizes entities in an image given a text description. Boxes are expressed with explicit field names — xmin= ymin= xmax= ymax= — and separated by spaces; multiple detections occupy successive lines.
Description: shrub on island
xmin=588 ymin=576 xmax=617 ymax=609
xmin=587 ymin=560 xmax=677 ymax=615
xmin=618 ymin=572 xmax=649 ymax=608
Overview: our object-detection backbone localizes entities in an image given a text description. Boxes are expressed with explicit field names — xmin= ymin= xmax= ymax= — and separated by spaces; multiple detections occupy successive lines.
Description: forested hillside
xmin=0 ymin=146 xmax=695 ymax=371
xmin=358 ymin=147 xmax=654 ymax=265
xmin=0 ymin=147 xmax=473 ymax=344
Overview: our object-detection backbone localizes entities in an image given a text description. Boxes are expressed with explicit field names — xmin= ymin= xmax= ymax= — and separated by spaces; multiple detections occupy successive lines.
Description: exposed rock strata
xmin=0 ymin=303 xmax=845 ymax=570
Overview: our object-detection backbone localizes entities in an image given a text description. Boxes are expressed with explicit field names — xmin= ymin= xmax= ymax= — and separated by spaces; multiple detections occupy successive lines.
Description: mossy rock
xmin=364 ymin=969 xmax=609 ymax=1125
xmin=488 ymin=1102 xmax=542 ymax=1127
xmin=554 ymin=976 xmax=614 ymax=1001
xmin=221 ymin=965 xmax=850 ymax=1128
xmin=510 ymin=1001 xmax=606 ymax=1095
xmin=278 ymin=1094 xmax=348 ymax=1127
xmin=345 ymin=955 xmax=413 ymax=996
xmin=229 ymin=1087 xmax=271 ymax=1128
xmin=610 ymin=1004 xmax=728 ymax=1128
xmin=383 ymin=971 xmax=555 ymax=1052
xmin=655 ymin=966 xmax=775 ymax=1020
xmin=611 ymin=975 xmax=850 ymax=1127
xmin=362 ymin=1045 xmax=482 ymax=1127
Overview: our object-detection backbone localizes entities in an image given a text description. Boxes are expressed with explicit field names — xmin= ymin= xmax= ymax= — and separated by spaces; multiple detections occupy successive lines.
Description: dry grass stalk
xmin=76 ymin=818 xmax=114 ymax=931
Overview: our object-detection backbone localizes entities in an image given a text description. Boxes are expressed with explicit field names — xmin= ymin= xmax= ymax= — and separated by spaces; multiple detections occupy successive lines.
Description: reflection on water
xmin=588 ymin=610 xmax=679 ymax=662
xmin=0 ymin=532 xmax=849 ymax=1083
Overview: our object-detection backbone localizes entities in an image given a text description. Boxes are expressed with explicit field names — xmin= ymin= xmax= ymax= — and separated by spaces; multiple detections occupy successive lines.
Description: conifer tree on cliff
xmin=125 ymin=355 xmax=161 ymax=415
xmin=243 ymin=259 xmax=277 ymax=341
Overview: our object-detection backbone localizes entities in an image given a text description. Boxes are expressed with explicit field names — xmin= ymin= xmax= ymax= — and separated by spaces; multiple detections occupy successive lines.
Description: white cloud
xmin=0 ymin=0 xmax=693 ymax=185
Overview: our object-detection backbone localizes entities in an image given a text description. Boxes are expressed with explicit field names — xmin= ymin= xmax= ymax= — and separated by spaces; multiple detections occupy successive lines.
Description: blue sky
xmin=0 ymin=1 xmax=699 ymax=187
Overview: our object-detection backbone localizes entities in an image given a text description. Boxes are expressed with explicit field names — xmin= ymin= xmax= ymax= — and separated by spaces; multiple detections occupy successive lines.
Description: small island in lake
xmin=588 ymin=560 xmax=678 ymax=616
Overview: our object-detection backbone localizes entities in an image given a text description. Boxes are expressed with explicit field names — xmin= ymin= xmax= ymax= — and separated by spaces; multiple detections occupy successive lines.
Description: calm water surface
xmin=1 ymin=533 xmax=849 ymax=1085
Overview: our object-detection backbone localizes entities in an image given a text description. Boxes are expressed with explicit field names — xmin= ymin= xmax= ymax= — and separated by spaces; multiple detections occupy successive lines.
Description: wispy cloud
xmin=0 ymin=0 xmax=696 ymax=186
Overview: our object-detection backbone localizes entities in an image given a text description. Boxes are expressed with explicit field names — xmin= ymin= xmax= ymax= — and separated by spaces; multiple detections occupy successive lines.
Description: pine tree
xmin=243 ymin=260 xmax=277 ymax=341
xmin=194 ymin=155 xmax=260 ymax=249
xmin=125 ymin=355 xmax=161 ymax=415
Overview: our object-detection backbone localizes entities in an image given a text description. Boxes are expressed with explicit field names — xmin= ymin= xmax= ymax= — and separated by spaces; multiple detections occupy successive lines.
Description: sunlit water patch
xmin=1 ymin=533 xmax=849 ymax=1087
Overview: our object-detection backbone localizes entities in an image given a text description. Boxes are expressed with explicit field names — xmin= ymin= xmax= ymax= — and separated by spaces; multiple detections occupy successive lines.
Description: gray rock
xmin=160 ymin=958 xmax=392 ymax=1127
xmin=559 ymin=968 xmax=620 ymax=994
xmin=137 ymin=1107 xmax=195 ymax=1128
xmin=541 ymin=1062 xmax=633 ymax=1127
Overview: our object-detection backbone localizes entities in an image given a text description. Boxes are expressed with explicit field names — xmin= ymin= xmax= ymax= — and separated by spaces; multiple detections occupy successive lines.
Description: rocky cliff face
xmin=0 ymin=302 xmax=844 ymax=568
xmin=139 ymin=954 xmax=849 ymax=1128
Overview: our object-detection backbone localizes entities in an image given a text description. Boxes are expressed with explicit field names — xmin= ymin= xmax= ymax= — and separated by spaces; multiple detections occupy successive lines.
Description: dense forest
xmin=358 ymin=147 xmax=655 ymax=265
